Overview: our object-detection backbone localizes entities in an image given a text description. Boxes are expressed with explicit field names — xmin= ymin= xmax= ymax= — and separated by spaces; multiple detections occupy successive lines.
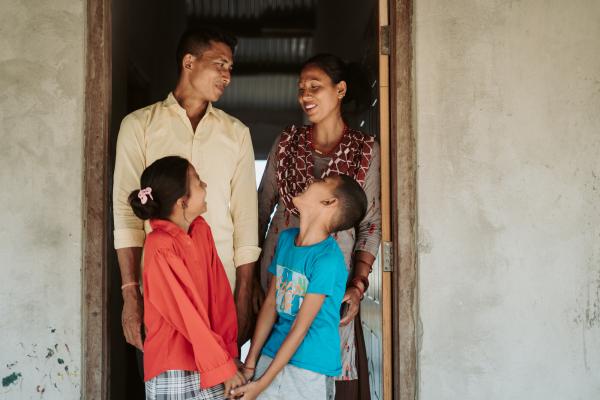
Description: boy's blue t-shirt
xmin=262 ymin=228 xmax=348 ymax=376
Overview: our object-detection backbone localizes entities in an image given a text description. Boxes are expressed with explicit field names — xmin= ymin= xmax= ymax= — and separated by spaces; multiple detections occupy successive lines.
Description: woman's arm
xmin=340 ymin=142 xmax=382 ymax=325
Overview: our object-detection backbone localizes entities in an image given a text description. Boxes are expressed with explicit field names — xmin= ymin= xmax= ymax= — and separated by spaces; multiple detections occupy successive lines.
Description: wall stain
xmin=45 ymin=348 xmax=54 ymax=359
xmin=2 ymin=372 xmax=22 ymax=387
xmin=4 ymin=341 xmax=80 ymax=395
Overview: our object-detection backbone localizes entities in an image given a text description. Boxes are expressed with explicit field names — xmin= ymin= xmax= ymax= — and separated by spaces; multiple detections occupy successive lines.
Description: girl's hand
xmin=223 ymin=370 xmax=247 ymax=399
xmin=340 ymin=286 xmax=362 ymax=326
xmin=230 ymin=380 xmax=264 ymax=400
xmin=240 ymin=363 xmax=256 ymax=381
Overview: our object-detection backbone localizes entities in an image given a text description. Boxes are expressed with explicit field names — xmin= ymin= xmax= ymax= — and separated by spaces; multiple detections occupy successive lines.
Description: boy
xmin=231 ymin=174 xmax=368 ymax=400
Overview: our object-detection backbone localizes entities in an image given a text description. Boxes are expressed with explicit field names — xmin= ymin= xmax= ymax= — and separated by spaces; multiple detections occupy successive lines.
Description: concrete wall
xmin=414 ymin=1 xmax=600 ymax=398
xmin=0 ymin=0 xmax=84 ymax=398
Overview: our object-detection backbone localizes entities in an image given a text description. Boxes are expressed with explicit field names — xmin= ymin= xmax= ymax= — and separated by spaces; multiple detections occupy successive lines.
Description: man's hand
xmin=116 ymin=247 xmax=144 ymax=350
xmin=251 ymin=277 xmax=265 ymax=315
xmin=121 ymin=286 xmax=144 ymax=350
xmin=235 ymin=263 xmax=256 ymax=345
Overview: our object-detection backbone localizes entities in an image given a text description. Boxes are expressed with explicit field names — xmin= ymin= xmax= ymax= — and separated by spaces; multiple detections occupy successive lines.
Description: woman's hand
xmin=223 ymin=370 xmax=247 ymax=399
xmin=340 ymin=286 xmax=362 ymax=326
xmin=229 ymin=380 xmax=265 ymax=400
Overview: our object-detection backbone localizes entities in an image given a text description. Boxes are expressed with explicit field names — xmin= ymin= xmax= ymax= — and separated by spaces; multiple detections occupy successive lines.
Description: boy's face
xmin=292 ymin=176 xmax=338 ymax=212
xmin=185 ymin=41 xmax=233 ymax=102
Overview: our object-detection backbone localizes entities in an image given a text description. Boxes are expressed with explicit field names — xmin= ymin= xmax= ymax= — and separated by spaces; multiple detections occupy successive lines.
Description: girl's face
xmin=184 ymin=165 xmax=208 ymax=217
xmin=297 ymin=65 xmax=346 ymax=124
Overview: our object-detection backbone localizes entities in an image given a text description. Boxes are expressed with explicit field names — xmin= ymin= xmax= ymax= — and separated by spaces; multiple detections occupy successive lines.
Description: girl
xmin=127 ymin=155 xmax=246 ymax=400
xmin=257 ymin=54 xmax=381 ymax=399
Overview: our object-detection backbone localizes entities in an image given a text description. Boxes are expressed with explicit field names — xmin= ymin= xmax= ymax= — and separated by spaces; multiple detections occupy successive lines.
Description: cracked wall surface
xmin=415 ymin=0 xmax=600 ymax=398
xmin=0 ymin=0 xmax=84 ymax=398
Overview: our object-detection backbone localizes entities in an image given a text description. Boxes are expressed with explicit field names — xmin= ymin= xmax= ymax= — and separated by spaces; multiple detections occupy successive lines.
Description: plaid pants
xmin=145 ymin=370 xmax=226 ymax=400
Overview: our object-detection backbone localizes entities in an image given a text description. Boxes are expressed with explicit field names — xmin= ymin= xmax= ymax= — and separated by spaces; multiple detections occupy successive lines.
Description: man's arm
xmin=117 ymin=247 xmax=143 ymax=350
xmin=113 ymin=113 xmax=147 ymax=349
xmin=229 ymin=127 xmax=262 ymax=343
xmin=234 ymin=262 xmax=256 ymax=344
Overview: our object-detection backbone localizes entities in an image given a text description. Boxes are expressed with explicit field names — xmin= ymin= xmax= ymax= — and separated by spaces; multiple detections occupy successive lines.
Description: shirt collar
xmin=149 ymin=218 xmax=187 ymax=238
xmin=163 ymin=92 xmax=221 ymax=122
xmin=149 ymin=217 xmax=202 ymax=238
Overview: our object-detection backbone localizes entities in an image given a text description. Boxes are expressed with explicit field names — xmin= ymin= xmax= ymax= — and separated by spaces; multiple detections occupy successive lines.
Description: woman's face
xmin=184 ymin=164 xmax=208 ymax=217
xmin=297 ymin=65 xmax=346 ymax=124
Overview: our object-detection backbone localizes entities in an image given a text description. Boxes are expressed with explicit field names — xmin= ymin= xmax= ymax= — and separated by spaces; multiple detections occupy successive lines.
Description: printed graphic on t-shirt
xmin=275 ymin=265 xmax=308 ymax=316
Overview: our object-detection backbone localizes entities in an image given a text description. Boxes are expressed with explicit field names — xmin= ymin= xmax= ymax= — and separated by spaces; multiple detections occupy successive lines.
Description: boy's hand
xmin=340 ymin=286 xmax=362 ymax=326
xmin=230 ymin=380 xmax=265 ymax=400
xmin=223 ymin=370 xmax=247 ymax=399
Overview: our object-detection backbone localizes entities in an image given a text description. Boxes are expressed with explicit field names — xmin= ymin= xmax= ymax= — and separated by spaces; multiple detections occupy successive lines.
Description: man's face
xmin=186 ymin=41 xmax=233 ymax=102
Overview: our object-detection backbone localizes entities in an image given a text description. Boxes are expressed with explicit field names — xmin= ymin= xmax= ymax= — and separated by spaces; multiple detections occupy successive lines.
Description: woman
xmin=258 ymin=53 xmax=381 ymax=399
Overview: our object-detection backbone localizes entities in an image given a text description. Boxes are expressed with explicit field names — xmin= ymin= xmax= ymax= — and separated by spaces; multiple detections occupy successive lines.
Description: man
xmin=113 ymin=27 xmax=261 ymax=351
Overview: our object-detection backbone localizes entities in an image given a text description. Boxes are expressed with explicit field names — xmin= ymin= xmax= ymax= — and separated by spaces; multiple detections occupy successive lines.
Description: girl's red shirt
xmin=142 ymin=217 xmax=238 ymax=388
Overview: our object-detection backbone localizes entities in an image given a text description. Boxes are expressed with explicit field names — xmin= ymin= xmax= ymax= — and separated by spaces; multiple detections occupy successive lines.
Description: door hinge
xmin=382 ymin=241 xmax=393 ymax=272
xmin=380 ymin=25 xmax=391 ymax=55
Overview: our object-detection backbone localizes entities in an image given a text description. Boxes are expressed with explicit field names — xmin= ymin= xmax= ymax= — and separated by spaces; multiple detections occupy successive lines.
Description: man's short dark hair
xmin=330 ymin=174 xmax=368 ymax=233
xmin=175 ymin=27 xmax=237 ymax=74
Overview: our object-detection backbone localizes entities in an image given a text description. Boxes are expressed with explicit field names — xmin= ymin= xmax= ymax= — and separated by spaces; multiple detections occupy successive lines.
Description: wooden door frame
xmin=81 ymin=0 xmax=416 ymax=399
xmin=83 ymin=0 xmax=110 ymax=398
xmin=389 ymin=1 xmax=418 ymax=399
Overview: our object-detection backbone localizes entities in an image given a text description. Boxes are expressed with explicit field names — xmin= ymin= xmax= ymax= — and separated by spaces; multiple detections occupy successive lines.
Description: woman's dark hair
xmin=330 ymin=174 xmax=368 ymax=233
xmin=128 ymin=156 xmax=190 ymax=220
xmin=301 ymin=53 xmax=371 ymax=113
xmin=176 ymin=26 xmax=237 ymax=74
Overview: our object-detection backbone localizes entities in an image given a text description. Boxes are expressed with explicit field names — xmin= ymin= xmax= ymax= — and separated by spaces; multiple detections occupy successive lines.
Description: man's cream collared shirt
xmin=113 ymin=93 xmax=261 ymax=287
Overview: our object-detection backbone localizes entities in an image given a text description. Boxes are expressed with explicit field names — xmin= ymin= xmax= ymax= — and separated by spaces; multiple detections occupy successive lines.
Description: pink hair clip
xmin=138 ymin=187 xmax=153 ymax=205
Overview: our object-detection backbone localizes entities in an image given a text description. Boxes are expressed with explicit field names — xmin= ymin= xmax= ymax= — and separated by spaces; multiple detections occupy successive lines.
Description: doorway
xmin=83 ymin=0 xmax=416 ymax=399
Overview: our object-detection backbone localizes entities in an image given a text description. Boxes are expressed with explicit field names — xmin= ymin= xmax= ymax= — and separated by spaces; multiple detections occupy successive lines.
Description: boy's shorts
xmin=254 ymin=355 xmax=335 ymax=400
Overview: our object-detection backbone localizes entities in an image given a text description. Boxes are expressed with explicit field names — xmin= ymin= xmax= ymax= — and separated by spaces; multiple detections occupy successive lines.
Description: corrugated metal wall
xmin=184 ymin=0 xmax=317 ymax=158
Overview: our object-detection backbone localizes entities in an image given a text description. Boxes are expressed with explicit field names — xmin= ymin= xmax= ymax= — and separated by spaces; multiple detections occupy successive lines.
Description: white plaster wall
xmin=415 ymin=1 xmax=600 ymax=399
xmin=0 ymin=0 xmax=84 ymax=398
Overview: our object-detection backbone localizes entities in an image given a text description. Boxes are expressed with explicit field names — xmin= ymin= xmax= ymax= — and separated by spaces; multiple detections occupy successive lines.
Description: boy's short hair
xmin=175 ymin=27 xmax=237 ymax=74
xmin=330 ymin=174 xmax=368 ymax=233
